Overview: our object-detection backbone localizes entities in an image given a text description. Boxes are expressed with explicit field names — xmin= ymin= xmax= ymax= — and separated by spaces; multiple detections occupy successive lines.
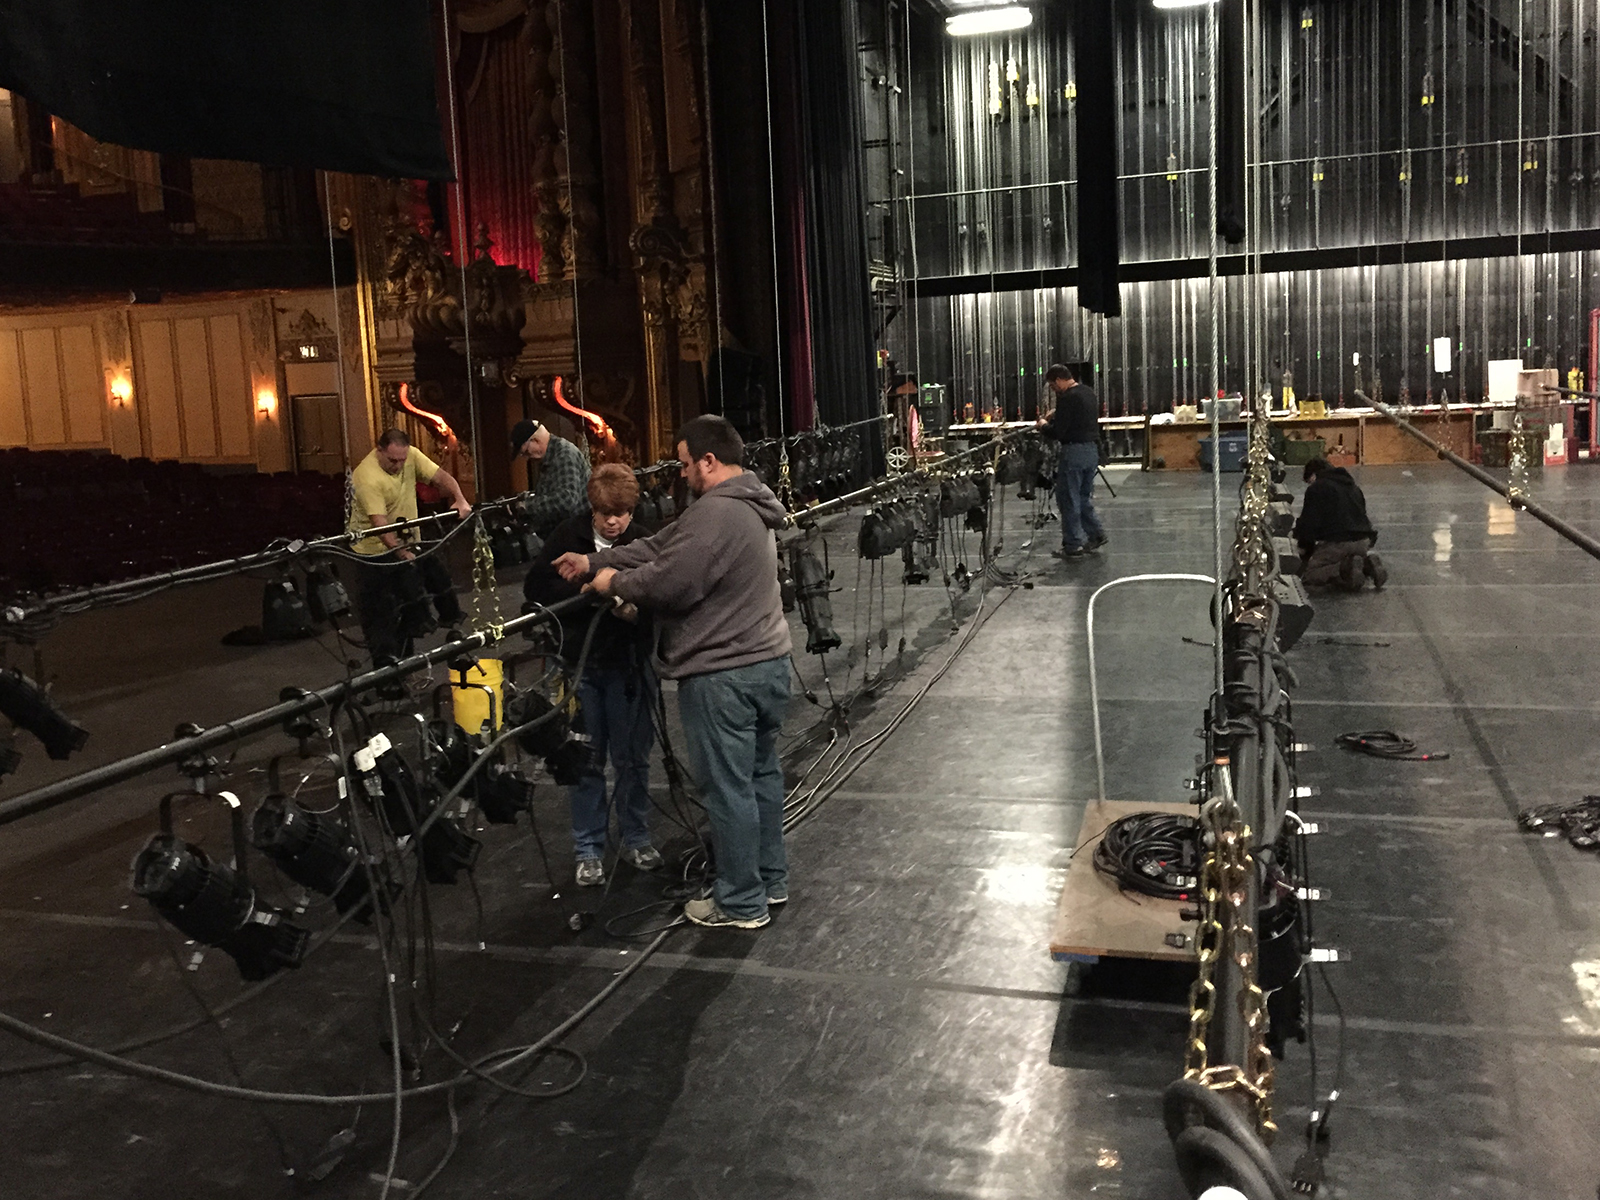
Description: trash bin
xmin=1199 ymin=433 xmax=1249 ymax=473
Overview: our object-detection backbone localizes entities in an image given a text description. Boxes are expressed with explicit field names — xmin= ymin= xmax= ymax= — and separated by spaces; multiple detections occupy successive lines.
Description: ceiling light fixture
xmin=1152 ymin=0 xmax=1217 ymax=8
xmin=946 ymin=5 xmax=1033 ymax=36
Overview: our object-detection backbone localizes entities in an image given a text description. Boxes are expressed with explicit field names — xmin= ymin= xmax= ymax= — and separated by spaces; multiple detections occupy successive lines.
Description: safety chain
xmin=1182 ymin=773 xmax=1277 ymax=1136
xmin=470 ymin=517 xmax=505 ymax=641
xmin=1229 ymin=405 xmax=1275 ymax=598
xmin=1182 ymin=787 xmax=1229 ymax=1080
xmin=342 ymin=467 xmax=356 ymax=530
xmin=778 ymin=442 xmax=794 ymax=511
xmin=1507 ymin=410 xmax=1530 ymax=504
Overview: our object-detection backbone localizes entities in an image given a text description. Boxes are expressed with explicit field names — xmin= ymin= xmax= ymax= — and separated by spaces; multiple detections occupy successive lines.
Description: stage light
xmin=505 ymin=691 xmax=595 ymax=786
xmin=946 ymin=5 xmax=1033 ymax=35
xmin=0 ymin=668 xmax=88 ymax=760
xmin=251 ymin=798 xmax=374 ymax=916
xmin=133 ymin=833 xmax=310 ymax=980
xmin=789 ymin=547 xmax=841 ymax=654
xmin=352 ymin=734 xmax=480 ymax=884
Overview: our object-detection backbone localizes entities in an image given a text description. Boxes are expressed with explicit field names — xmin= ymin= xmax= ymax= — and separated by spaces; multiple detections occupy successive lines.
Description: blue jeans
xmin=676 ymin=656 xmax=791 ymax=919
xmin=1056 ymin=441 xmax=1104 ymax=550
xmin=570 ymin=665 xmax=657 ymax=860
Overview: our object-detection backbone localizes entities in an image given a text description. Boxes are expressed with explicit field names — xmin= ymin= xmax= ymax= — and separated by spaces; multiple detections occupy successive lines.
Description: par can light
xmin=0 ymin=668 xmax=88 ymax=761
xmin=133 ymin=833 xmax=310 ymax=980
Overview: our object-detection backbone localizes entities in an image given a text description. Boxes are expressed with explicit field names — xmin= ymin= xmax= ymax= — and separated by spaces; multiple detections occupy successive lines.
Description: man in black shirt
xmin=1293 ymin=456 xmax=1387 ymax=590
xmin=1035 ymin=363 xmax=1105 ymax=558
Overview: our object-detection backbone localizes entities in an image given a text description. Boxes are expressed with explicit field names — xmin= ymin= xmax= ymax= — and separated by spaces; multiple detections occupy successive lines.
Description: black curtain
xmin=1073 ymin=0 xmax=1120 ymax=317
xmin=798 ymin=0 xmax=876 ymax=425
xmin=0 ymin=0 xmax=451 ymax=179
xmin=1216 ymin=0 xmax=1246 ymax=244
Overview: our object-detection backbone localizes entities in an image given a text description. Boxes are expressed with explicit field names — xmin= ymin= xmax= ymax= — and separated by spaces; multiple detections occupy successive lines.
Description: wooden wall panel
xmin=58 ymin=325 xmax=104 ymax=445
xmin=136 ymin=321 xmax=182 ymax=459
xmin=173 ymin=317 xmax=217 ymax=459
xmin=20 ymin=328 xmax=65 ymax=445
xmin=209 ymin=315 xmax=253 ymax=459
xmin=0 ymin=331 xmax=25 ymax=446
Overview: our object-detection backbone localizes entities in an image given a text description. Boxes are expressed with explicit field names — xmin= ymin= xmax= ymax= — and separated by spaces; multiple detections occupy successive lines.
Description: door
xmin=290 ymin=393 xmax=344 ymax=474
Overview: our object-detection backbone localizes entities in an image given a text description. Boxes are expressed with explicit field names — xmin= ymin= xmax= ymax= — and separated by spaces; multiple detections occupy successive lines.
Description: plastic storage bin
xmin=1199 ymin=433 xmax=1249 ymax=473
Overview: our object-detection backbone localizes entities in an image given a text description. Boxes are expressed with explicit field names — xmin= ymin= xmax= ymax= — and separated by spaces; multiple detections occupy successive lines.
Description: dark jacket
xmin=1293 ymin=467 xmax=1377 ymax=555
xmin=1041 ymin=382 xmax=1101 ymax=444
xmin=588 ymin=471 xmax=792 ymax=679
xmin=523 ymin=513 xmax=653 ymax=670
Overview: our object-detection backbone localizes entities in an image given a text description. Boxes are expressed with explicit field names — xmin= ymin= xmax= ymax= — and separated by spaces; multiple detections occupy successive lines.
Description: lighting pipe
xmin=786 ymin=426 xmax=1029 ymax=528
xmin=1 ymin=496 xmax=532 ymax=628
xmin=1361 ymin=391 xmax=1600 ymax=563
xmin=0 ymin=595 xmax=598 ymax=827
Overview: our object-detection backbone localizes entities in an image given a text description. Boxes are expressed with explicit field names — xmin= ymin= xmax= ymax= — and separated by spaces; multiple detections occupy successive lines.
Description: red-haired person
xmin=523 ymin=463 xmax=661 ymax=886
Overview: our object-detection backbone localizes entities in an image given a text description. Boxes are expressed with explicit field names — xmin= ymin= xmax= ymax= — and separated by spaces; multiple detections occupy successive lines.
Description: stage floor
xmin=2 ymin=461 xmax=1597 ymax=1199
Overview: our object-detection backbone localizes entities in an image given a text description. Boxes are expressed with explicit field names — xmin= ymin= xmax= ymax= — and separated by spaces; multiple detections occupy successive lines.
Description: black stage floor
xmin=2 ymin=462 xmax=1598 ymax=1199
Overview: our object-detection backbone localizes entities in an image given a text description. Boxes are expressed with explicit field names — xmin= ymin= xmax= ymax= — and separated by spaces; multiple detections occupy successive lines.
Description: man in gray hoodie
xmin=554 ymin=414 xmax=793 ymax=929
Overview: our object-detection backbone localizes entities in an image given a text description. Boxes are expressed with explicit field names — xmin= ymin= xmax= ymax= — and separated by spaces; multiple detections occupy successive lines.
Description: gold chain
xmin=1183 ymin=785 xmax=1229 ymax=1079
xmin=470 ymin=518 xmax=505 ymax=641
xmin=778 ymin=445 xmax=794 ymax=510
xmin=1183 ymin=770 xmax=1278 ymax=1136
xmin=1229 ymin=405 xmax=1274 ymax=599
xmin=1508 ymin=410 xmax=1530 ymax=504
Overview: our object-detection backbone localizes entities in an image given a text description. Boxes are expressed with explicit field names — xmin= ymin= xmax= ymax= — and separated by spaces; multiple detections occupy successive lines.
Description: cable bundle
xmin=1334 ymin=729 xmax=1449 ymax=761
xmin=1091 ymin=811 xmax=1202 ymax=901
xmin=1518 ymin=796 xmax=1600 ymax=850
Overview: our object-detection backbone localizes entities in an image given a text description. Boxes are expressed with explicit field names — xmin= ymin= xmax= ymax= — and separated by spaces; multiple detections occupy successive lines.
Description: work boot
xmin=1338 ymin=554 xmax=1366 ymax=592
xmin=1364 ymin=553 xmax=1388 ymax=590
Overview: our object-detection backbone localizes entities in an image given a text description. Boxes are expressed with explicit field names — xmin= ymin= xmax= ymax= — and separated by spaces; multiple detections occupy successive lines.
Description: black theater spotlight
xmin=251 ymin=797 xmax=375 ymax=917
xmin=788 ymin=546 xmax=840 ymax=654
xmin=0 ymin=667 xmax=89 ymax=760
xmin=133 ymin=792 xmax=310 ymax=980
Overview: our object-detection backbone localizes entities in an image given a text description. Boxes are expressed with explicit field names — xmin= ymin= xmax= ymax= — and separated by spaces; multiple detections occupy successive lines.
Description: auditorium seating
xmin=0 ymin=448 xmax=344 ymax=599
xmin=0 ymin=183 xmax=173 ymax=244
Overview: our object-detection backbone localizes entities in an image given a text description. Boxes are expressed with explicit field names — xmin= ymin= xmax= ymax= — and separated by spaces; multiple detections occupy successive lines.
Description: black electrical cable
xmin=0 ymin=927 xmax=674 ymax=1106
xmin=1334 ymin=729 xmax=1449 ymax=761
xmin=1091 ymin=812 xmax=1203 ymax=902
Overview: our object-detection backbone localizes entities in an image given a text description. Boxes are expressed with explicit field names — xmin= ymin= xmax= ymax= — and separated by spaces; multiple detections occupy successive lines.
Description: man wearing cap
xmin=512 ymin=418 xmax=592 ymax=539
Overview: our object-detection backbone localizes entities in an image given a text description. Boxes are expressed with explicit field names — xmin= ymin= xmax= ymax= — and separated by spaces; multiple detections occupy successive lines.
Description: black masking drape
xmin=798 ymin=0 xmax=876 ymax=425
xmin=1216 ymin=0 xmax=1247 ymax=243
xmin=1073 ymin=0 xmax=1120 ymax=317
xmin=0 ymin=0 xmax=452 ymax=179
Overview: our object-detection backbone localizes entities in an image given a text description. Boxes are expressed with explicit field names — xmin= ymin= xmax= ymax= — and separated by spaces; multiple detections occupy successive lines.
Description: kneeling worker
xmin=523 ymin=464 xmax=661 ymax=886
xmin=553 ymin=415 xmax=792 ymax=930
xmin=1294 ymin=456 xmax=1387 ymax=590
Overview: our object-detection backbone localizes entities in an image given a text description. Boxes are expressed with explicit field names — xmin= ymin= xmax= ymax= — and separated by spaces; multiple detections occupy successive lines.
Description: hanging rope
xmin=321 ymin=172 xmax=356 ymax=528
xmin=1206 ymin=0 xmax=1224 ymax=695
xmin=439 ymin=0 xmax=485 ymax=499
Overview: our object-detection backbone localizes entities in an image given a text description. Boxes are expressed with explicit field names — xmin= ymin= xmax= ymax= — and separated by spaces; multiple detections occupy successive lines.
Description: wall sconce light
xmin=256 ymin=387 xmax=278 ymax=419
xmin=109 ymin=376 xmax=133 ymax=408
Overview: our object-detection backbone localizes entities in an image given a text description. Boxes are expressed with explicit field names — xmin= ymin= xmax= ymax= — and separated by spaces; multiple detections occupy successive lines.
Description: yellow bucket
xmin=451 ymin=658 xmax=504 ymax=737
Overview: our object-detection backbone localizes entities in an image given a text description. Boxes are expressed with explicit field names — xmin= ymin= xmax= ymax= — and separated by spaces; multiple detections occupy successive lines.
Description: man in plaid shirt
xmin=512 ymin=418 xmax=592 ymax=538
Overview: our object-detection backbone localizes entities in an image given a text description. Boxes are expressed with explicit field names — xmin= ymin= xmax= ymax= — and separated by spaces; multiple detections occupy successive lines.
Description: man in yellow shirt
xmin=348 ymin=429 xmax=473 ymax=667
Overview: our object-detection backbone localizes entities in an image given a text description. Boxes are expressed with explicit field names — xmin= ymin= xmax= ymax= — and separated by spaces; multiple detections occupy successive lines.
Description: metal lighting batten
xmin=945 ymin=6 xmax=1032 ymax=36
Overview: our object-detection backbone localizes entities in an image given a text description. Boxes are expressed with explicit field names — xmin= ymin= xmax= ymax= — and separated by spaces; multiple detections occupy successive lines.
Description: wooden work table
xmin=1145 ymin=406 xmax=1480 ymax=470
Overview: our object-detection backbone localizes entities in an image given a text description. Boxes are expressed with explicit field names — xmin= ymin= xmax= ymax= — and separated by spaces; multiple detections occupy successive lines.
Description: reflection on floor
xmin=1 ymin=461 xmax=1598 ymax=1199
